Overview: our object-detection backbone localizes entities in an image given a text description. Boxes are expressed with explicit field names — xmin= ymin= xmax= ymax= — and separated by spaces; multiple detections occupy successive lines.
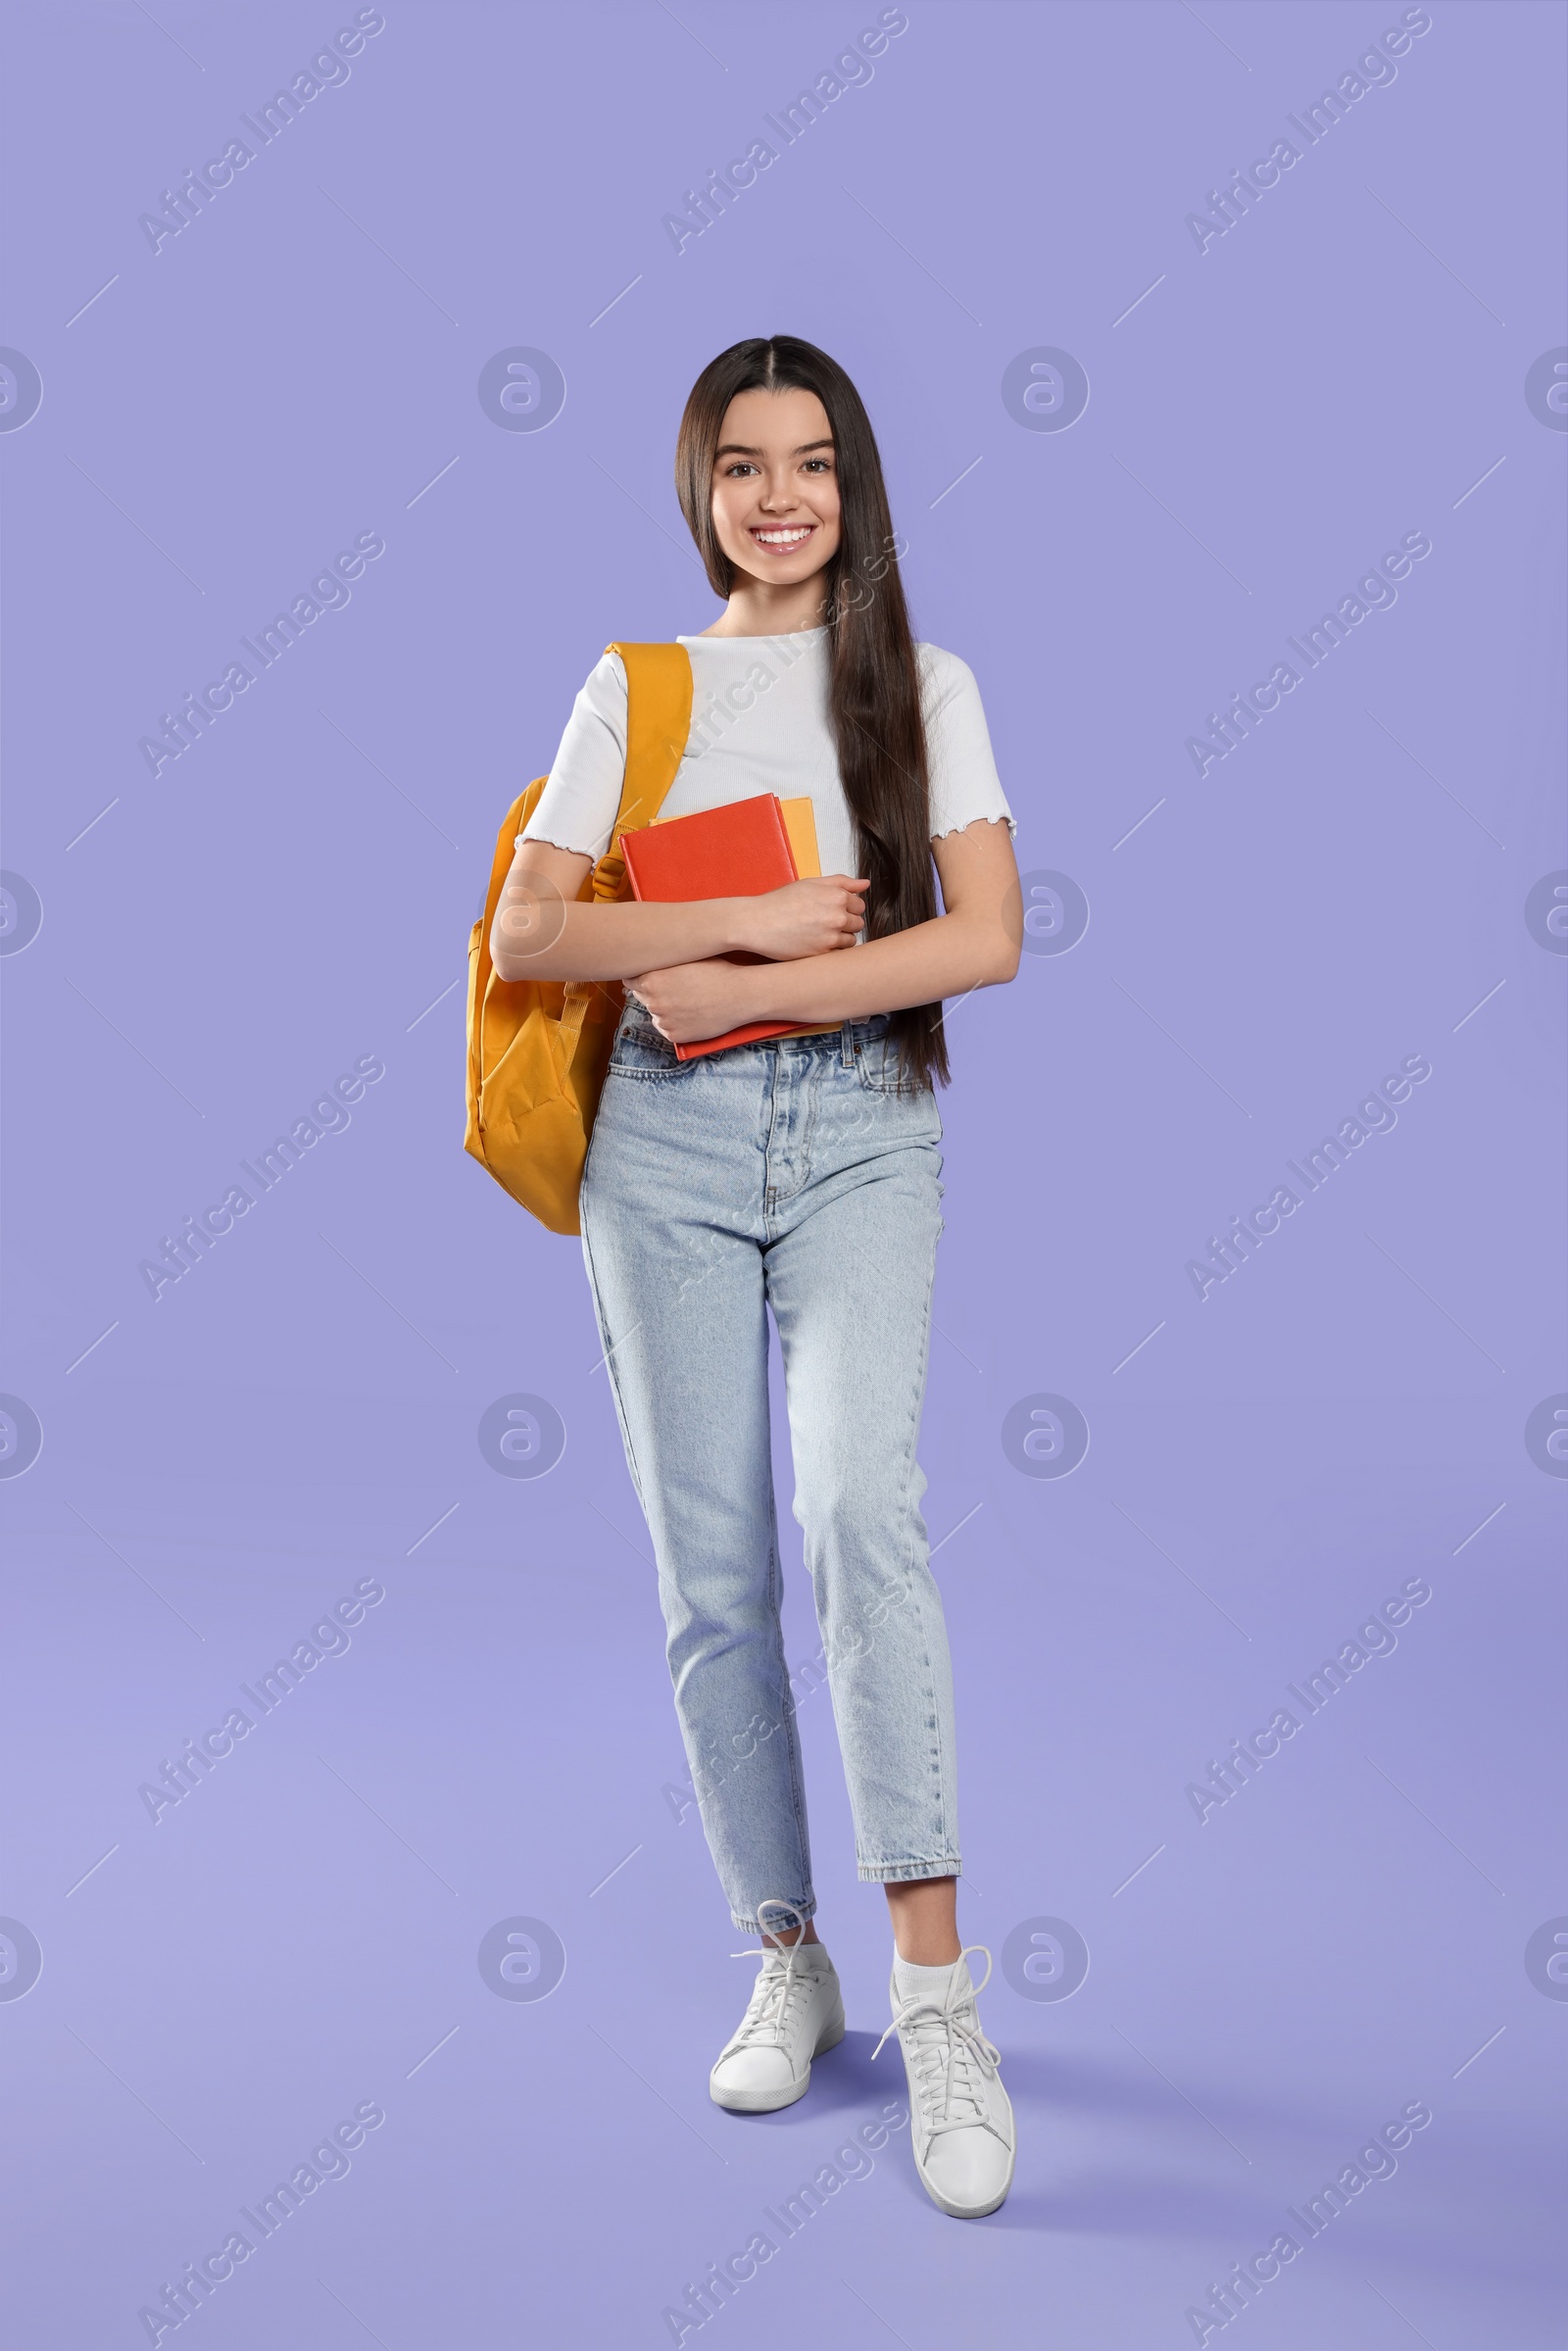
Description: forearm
xmin=727 ymin=911 xmax=1016 ymax=1024
xmin=491 ymin=890 xmax=748 ymax=983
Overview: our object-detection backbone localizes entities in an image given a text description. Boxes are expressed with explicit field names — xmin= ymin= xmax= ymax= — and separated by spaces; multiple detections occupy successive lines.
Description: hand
xmin=732 ymin=876 xmax=867 ymax=960
xmin=629 ymin=957 xmax=765 ymax=1046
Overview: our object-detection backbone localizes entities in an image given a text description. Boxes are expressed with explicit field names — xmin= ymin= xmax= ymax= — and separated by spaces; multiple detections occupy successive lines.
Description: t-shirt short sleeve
xmin=519 ymin=639 xmax=1013 ymax=862
xmin=517 ymin=651 xmax=628 ymax=859
xmin=920 ymin=645 xmax=1015 ymax=843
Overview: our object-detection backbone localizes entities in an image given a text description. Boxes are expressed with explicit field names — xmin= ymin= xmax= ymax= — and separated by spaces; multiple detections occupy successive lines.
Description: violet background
xmin=2 ymin=2 xmax=1565 ymax=2345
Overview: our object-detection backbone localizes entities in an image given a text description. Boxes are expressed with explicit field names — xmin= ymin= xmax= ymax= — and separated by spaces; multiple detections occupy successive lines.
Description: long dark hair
xmin=674 ymin=336 xmax=948 ymax=1090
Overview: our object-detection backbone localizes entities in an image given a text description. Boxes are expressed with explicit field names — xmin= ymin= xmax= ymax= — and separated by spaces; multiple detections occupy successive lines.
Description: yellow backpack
xmin=464 ymin=641 xmax=693 ymax=1235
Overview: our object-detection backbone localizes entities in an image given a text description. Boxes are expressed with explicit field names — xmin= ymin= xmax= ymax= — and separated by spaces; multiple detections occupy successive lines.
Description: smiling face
xmin=709 ymin=385 xmax=842 ymax=594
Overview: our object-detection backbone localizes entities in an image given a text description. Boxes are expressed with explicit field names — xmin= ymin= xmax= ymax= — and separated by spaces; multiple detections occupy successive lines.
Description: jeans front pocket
xmin=846 ymin=1036 xmax=944 ymax=1149
xmin=852 ymin=1025 xmax=929 ymax=1101
xmin=608 ymin=1006 xmax=700 ymax=1083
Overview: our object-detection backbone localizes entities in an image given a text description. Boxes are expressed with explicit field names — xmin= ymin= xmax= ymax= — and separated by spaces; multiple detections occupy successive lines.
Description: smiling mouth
xmin=749 ymin=524 xmax=817 ymax=552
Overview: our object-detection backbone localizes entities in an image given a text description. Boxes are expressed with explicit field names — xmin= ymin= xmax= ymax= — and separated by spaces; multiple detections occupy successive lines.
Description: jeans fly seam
xmin=763 ymin=1057 xmax=820 ymax=1220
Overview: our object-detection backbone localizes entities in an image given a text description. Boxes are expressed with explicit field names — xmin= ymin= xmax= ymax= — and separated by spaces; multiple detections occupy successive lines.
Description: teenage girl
xmin=491 ymin=337 xmax=1021 ymax=2218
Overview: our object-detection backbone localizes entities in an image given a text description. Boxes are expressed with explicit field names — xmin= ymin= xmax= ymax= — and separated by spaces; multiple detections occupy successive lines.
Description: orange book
xmin=620 ymin=794 xmax=832 ymax=1060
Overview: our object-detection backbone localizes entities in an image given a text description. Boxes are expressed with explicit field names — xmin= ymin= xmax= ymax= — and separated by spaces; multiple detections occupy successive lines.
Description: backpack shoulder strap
xmin=590 ymin=641 xmax=693 ymax=903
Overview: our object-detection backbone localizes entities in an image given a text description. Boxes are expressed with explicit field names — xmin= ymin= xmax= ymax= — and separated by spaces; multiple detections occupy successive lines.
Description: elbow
xmin=980 ymin=924 xmax=1021 ymax=986
xmin=490 ymin=924 xmax=538 ymax=985
xmin=946 ymin=913 xmax=1018 ymax=991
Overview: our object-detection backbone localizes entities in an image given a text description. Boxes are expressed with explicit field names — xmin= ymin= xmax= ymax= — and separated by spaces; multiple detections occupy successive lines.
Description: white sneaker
xmin=875 ymin=1946 xmax=1015 ymax=2217
xmin=710 ymin=1900 xmax=845 ymax=2113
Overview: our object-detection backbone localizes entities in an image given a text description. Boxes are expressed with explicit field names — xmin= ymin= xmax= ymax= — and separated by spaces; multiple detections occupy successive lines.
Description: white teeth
xmin=754 ymin=527 xmax=811 ymax=544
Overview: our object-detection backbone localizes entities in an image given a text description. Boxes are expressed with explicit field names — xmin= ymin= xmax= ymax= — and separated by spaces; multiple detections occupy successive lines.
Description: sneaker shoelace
xmin=724 ymin=1898 xmax=814 ymax=2056
xmin=873 ymin=1943 xmax=1005 ymax=2142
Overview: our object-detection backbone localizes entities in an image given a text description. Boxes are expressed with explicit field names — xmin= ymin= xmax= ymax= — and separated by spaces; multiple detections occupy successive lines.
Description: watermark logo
xmin=0 ymin=349 xmax=42 ymax=433
xmin=140 ymin=1055 xmax=386 ymax=1301
xmin=1525 ymin=348 xmax=1568 ymax=431
xmin=1187 ymin=1053 xmax=1432 ymax=1301
xmin=1184 ymin=2098 xmax=1433 ymax=2342
xmin=0 ymin=1919 xmax=43 ymax=2002
xmin=1186 ymin=1577 xmax=1432 ymax=1826
xmin=478 ymin=1394 xmax=566 ymax=1479
xmin=140 ymin=535 xmax=387 ymax=781
xmin=662 ymin=2099 xmax=908 ymax=2340
xmin=1188 ymin=533 xmax=1432 ymax=779
xmin=1525 ymin=1918 xmax=1568 ymax=1999
xmin=0 ymin=1396 xmax=43 ymax=1480
xmin=135 ymin=2097 xmax=386 ymax=2340
xmin=138 ymin=1581 xmax=385 ymax=1825
xmin=1525 ymin=871 xmax=1568 ymax=953
xmin=1018 ymin=869 xmax=1089 ymax=956
xmin=137 ymin=12 xmax=387 ymax=256
xmin=1002 ymin=1394 xmax=1090 ymax=1479
xmin=477 ymin=1916 xmax=566 ymax=2001
xmin=478 ymin=348 xmax=565 ymax=433
xmin=1001 ymin=347 xmax=1090 ymax=433
xmin=1183 ymin=11 xmax=1433 ymax=262
xmin=1525 ymin=1396 xmax=1568 ymax=1478
xmin=0 ymin=871 xmax=42 ymax=955
xmin=660 ymin=12 xmax=908 ymax=257
xmin=1001 ymin=1916 xmax=1090 ymax=2002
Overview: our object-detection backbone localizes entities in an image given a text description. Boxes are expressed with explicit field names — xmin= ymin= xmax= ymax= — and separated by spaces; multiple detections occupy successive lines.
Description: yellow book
xmin=779 ymin=797 xmax=821 ymax=878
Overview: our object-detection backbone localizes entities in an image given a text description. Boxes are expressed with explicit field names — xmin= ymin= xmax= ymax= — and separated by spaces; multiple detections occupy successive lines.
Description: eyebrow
xmin=714 ymin=438 xmax=836 ymax=459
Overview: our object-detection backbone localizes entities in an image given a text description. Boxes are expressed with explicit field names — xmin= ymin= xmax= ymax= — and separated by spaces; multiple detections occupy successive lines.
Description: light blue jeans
xmin=580 ymin=998 xmax=961 ymax=1934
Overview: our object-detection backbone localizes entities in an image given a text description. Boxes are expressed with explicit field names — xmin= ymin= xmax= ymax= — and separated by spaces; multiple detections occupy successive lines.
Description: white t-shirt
xmin=519 ymin=628 xmax=1013 ymax=878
